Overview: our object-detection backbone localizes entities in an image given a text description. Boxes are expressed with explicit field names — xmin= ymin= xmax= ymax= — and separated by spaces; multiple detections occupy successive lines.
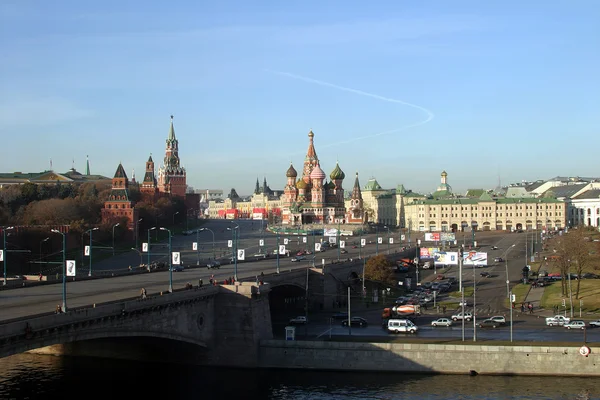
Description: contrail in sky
xmin=267 ymin=70 xmax=434 ymax=149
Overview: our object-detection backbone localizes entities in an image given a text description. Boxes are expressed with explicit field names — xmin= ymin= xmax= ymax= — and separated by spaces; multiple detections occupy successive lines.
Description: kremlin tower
xmin=157 ymin=115 xmax=187 ymax=198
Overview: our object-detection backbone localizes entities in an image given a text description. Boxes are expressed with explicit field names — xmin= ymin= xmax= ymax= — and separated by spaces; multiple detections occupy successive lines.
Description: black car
xmin=480 ymin=272 xmax=491 ymax=278
xmin=172 ymin=265 xmax=185 ymax=272
xmin=478 ymin=319 xmax=499 ymax=328
xmin=341 ymin=317 xmax=368 ymax=327
xmin=331 ymin=312 xmax=349 ymax=320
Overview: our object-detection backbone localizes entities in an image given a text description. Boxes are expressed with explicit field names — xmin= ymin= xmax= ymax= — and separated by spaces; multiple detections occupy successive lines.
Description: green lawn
xmin=510 ymin=283 xmax=530 ymax=305
xmin=540 ymin=279 xmax=600 ymax=314
xmin=449 ymin=286 xmax=474 ymax=298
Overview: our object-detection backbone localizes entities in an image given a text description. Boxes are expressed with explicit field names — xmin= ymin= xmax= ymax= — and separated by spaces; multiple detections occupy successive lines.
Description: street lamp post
xmin=276 ymin=231 xmax=280 ymax=274
xmin=199 ymin=228 xmax=215 ymax=260
xmin=2 ymin=226 xmax=14 ymax=285
xmin=147 ymin=227 xmax=156 ymax=267
xmin=172 ymin=211 xmax=180 ymax=227
xmin=51 ymin=229 xmax=67 ymax=312
xmin=505 ymin=244 xmax=517 ymax=342
xmin=160 ymin=227 xmax=173 ymax=293
xmin=473 ymin=262 xmax=477 ymax=342
xmin=86 ymin=227 xmax=99 ymax=277
xmin=111 ymin=223 xmax=120 ymax=257
xmin=359 ymin=230 xmax=362 ymax=260
xmin=337 ymin=219 xmax=341 ymax=262
xmin=384 ymin=225 xmax=390 ymax=254
xmin=375 ymin=226 xmax=379 ymax=255
xmin=131 ymin=248 xmax=143 ymax=266
xmin=227 ymin=222 xmax=240 ymax=281
xmin=39 ymin=237 xmax=50 ymax=274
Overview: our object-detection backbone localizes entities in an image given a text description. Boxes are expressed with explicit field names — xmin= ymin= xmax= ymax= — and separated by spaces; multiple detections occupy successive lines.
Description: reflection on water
xmin=0 ymin=353 xmax=599 ymax=399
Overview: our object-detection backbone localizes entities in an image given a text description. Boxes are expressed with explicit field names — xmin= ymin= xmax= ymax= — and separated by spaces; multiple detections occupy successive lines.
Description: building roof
xmin=465 ymin=189 xmax=485 ymax=197
xmin=412 ymin=197 xmax=564 ymax=206
xmin=329 ymin=162 xmax=345 ymax=180
xmin=364 ymin=178 xmax=382 ymax=191
xmin=573 ymin=189 xmax=600 ymax=200
xmin=542 ymin=183 xmax=588 ymax=199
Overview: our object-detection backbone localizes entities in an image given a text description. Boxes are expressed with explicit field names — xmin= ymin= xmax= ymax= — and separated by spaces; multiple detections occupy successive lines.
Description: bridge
xmin=0 ymin=283 xmax=273 ymax=366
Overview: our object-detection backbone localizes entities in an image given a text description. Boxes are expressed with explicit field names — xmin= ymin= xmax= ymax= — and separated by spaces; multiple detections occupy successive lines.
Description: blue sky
xmin=1 ymin=0 xmax=599 ymax=196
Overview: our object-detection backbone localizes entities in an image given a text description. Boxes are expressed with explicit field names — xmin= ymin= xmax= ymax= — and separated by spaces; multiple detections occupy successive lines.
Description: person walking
xmin=141 ymin=287 xmax=147 ymax=300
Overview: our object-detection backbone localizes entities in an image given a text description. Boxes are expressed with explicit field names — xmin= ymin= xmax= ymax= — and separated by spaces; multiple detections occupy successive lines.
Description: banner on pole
xmin=284 ymin=238 xmax=289 ymax=245
xmin=340 ymin=240 xmax=345 ymax=248
xmin=302 ymin=236 xmax=307 ymax=243
xmin=0 ymin=250 xmax=3 ymax=261
xmin=278 ymin=245 xmax=286 ymax=255
xmin=84 ymin=245 xmax=90 ymax=256
xmin=401 ymin=235 xmax=405 ymax=241
xmin=172 ymin=252 xmax=181 ymax=265
xmin=66 ymin=260 xmax=76 ymax=276
xmin=377 ymin=237 xmax=383 ymax=244
xmin=142 ymin=243 xmax=148 ymax=252
xmin=259 ymin=239 xmax=264 ymax=246
xmin=361 ymin=238 xmax=366 ymax=246
xmin=315 ymin=242 xmax=322 ymax=252
xmin=227 ymin=240 xmax=233 ymax=248
xmin=389 ymin=238 xmax=394 ymax=244
xmin=237 ymin=249 xmax=245 ymax=261
xmin=192 ymin=242 xmax=198 ymax=251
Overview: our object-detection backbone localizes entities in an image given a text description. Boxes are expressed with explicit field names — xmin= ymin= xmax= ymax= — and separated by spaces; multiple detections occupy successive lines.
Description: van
xmin=387 ymin=319 xmax=418 ymax=334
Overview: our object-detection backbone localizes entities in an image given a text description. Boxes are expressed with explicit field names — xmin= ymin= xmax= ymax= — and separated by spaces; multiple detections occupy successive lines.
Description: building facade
xmin=157 ymin=116 xmax=187 ymax=197
xmin=281 ymin=130 xmax=350 ymax=225
xmin=101 ymin=163 xmax=139 ymax=230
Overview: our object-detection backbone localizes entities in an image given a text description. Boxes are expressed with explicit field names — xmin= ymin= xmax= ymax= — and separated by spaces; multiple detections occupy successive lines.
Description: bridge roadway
xmin=2 ymin=222 xmax=514 ymax=324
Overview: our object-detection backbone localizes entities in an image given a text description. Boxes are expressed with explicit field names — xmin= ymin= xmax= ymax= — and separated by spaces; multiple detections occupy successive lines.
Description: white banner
xmin=401 ymin=234 xmax=406 ymax=240
xmin=389 ymin=238 xmax=394 ymax=244
xmin=192 ymin=242 xmax=198 ymax=251
xmin=340 ymin=240 xmax=345 ymax=248
xmin=237 ymin=249 xmax=245 ymax=260
xmin=329 ymin=237 xmax=336 ymax=244
xmin=0 ymin=249 xmax=3 ymax=262
xmin=302 ymin=236 xmax=307 ymax=243
xmin=66 ymin=260 xmax=76 ymax=276
xmin=227 ymin=240 xmax=233 ymax=248
xmin=142 ymin=242 xmax=148 ymax=252
xmin=284 ymin=238 xmax=289 ymax=245
xmin=172 ymin=252 xmax=181 ymax=265
xmin=259 ymin=239 xmax=264 ymax=246
xmin=278 ymin=245 xmax=286 ymax=255
xmin=378 ymin=237 xmax=383 ymax=244
xmin=84 ymin=245 xmax=90 ymax=256
xmin=361 ymin=238 xmax=366 ymax=246
xmin=315 ymin=242 xmax=322 ymax=252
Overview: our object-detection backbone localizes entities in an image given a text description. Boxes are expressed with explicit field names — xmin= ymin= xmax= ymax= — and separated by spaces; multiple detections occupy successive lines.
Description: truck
xmin=545 ymin=315 xmax=571 ymax=326
xmin=382 ymin=304 xmax=421 ymax=319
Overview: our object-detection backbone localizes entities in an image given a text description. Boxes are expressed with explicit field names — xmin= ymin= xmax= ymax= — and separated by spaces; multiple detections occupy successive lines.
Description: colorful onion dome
xmin=330 ymin=162 xmax=345 ymax=180
xmin=310 ymin=163 xmax=326 ymax=180
xmin=286 ymin=163 xmax=297 ymax=178
xmin=296 ymin=179 xmax=308 ymax=189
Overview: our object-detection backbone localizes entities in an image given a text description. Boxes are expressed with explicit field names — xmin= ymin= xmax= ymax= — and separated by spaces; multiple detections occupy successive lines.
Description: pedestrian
xmin=55 ymin=304 xmax=61 ymax=314
xmin=141 ymin=287 xmax=147 ymax=299
xmin=442 ymin=305 xmax=447 ymax=314
xmin=198 ymin=279 xmax=203 ymax=288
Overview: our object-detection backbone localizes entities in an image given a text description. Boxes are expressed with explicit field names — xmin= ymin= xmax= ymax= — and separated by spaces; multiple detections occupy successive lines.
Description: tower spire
xmin=86 ymin=155 xmax=90 ymax=176
xmin=168 ymin=115 xmax=176 ymax=141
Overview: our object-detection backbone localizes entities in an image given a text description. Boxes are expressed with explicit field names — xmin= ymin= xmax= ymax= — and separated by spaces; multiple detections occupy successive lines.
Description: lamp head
xmin=93 ymin=227 xmax=99 ymax=231
xmin=160 ymin=227 xmax=168 ymax=232
xmin=51 ymin=229 xmax=59 ymax=233
xmin=114 ymin=223 xmax=119 ymax=228
xmin=43 ymin=237 xmax=50 ymax=242
xmin=149 ymin=227 xmax=157 ymax=231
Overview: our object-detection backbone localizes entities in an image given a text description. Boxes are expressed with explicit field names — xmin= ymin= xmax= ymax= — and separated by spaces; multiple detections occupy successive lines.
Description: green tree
xmin=364 ymin=255 xmax=395 ymax=286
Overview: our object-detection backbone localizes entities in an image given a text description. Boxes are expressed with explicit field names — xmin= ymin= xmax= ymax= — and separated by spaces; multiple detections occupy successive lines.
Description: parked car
xmin=564 ymin=320 xmax=586 ymax=330
xmin=289 ymin=316 xmax=308 ymax=325
xmin=342 ymin=317 xmax=368 ymax=327
xmin=478 ymin=319 xmax=499 ymax=328
xmin=207 ymin=261 xmax=221 ymax=269
xmin=431 ymin=318 xmax=453 ymax=327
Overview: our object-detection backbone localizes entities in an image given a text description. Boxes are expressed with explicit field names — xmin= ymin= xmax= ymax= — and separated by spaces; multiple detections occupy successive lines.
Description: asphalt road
xmin=2 ymin=221 xmax=533 ymax=329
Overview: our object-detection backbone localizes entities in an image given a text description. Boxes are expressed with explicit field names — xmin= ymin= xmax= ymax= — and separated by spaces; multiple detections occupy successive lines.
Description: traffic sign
xmin=66 ymin=260 xmax=76 ymax=276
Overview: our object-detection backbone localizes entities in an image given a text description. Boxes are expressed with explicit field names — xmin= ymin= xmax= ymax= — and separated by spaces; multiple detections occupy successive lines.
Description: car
xmin=289 ymin=316 xmax=308 ymax=325
xmin=480 ymin=272 xmax=491 ymax=278
xmin=331 ymin=312 xmax=349 ymax=320
xmin=491 ymin=246 xmax=499 ymax=250
xmin=291 ymin=256 xmax=306 ymax=262
xmin=564 ymin=320 xmax=586 ymax=330
xmin=207 ymin=261 xmax=221 ymax=269
xmin=431 ymin=318 xmax=453 ymax=327
xmin=494 ymin=257 xmax=503 ymax=262
xmin=589 ymin=320 xmax=600 ymax=328
xmin=296 ymin=251 xmax=305 ymax=256
xmin=490 ymin=316 xmax=506 ymax=325
xmin=171 ymin=265 xmax=185 ymax=272
xmin=342 ymin=317 xmax=368 ymax=327
xmin=340 ymin=249 xmax=348 ymax=254
xmin=451 ymin=312 xmax=473 ymax=322
xmin=387 ymin=319 xmax=418 ymax=334
xmin=478 ymin=319 xmax=499 ymax=328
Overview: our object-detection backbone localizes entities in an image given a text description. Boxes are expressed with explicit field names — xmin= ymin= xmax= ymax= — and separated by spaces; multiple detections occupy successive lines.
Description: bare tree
xmin=564 ymin=228 xmax=593 ymax=299
xmin=552 ymin=237 xmax=571 ymax=296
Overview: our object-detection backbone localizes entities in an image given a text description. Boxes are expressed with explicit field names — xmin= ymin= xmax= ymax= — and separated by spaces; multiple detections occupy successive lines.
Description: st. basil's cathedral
xmin=282 ymin=130 xmax=364 ymax=225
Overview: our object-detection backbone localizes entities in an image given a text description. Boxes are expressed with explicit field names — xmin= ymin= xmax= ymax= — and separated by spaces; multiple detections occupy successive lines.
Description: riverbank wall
xmin=258 ymin=340 xmax=599 ymax=376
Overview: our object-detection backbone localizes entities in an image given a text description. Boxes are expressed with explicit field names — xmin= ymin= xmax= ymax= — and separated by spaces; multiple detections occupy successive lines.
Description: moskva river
xmin=0 ymin=353 xmax=598 ymax=399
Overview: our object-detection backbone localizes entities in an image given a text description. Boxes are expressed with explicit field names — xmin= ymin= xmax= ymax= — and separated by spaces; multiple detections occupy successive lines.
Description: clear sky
xmin=1 ymin=1 xmax=599 ymax=196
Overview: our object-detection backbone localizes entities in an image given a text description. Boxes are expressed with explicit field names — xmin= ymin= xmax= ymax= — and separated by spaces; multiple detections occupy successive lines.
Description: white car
xmin=289 ymin=316 xmax=308 ymax=325
xmin=564 ymin=320 xmax=586 ymax=330
xmin=490 ymin=316 xmax=506 ymax=325
xmin=589 ymin=320 xmax=600 ymax=328
xmin=451 ymin=312 xmax=473 ymax=322
xmin=431 ymin=318 xmax=453 ymax=327
xmin=387 ymin=319 xmax=418 ymax=334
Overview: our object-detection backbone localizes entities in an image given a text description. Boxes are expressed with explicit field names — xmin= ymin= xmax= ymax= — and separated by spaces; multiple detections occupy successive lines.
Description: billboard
xmin=324 ymin=228 xmax=338 ymax=237
xmin=463 ymin=251 xmax=488 ymax=266
xmin=419 ymin=247 xmax=440 ymax=259
xmin=425 ymin=232 xmax=456 ymax=241
xmin=434 ymin=251 xmax=459 ymax=265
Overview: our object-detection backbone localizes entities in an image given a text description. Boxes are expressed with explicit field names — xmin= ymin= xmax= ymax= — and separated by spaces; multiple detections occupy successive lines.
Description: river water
xmin=1 ymin=353 xmax=599 ymax=399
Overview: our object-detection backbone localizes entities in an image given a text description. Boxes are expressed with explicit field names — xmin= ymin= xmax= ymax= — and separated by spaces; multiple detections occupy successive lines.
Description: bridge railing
xmin=0 ymin=285 xmax=220 ymax=342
